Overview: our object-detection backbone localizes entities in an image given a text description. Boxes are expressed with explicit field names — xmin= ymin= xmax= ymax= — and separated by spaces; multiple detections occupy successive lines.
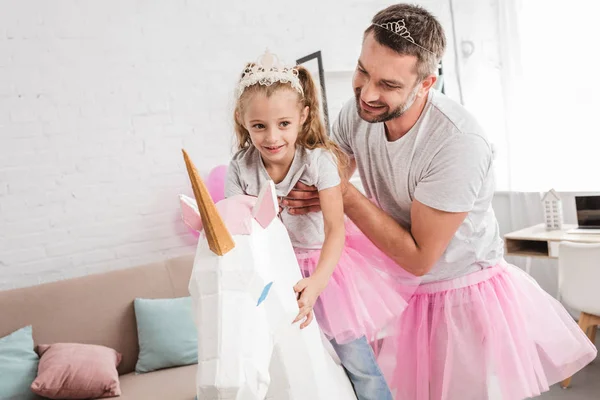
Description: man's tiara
xmin=372 ymin=19 xmax=435 ymax=55
xmin=237 ymin=50 xmax=303 ymax=98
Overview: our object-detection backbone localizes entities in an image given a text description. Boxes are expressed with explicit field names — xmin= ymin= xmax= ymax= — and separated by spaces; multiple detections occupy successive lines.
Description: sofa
xmin=0 ymin=254 xmax=197 ymax=400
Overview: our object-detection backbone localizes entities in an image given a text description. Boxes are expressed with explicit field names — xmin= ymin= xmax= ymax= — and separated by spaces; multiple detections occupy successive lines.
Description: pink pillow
xmin=31 ymin=343 xmax=122 ymax=399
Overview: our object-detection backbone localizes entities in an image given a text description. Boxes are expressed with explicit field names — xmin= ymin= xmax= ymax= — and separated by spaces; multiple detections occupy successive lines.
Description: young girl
xmin=224 ymin=50 xmax=418 ymax=400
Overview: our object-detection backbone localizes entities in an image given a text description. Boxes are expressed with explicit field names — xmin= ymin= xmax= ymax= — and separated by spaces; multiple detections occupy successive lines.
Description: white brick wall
xmin=0 ymin=0 xmax=453 ymax=290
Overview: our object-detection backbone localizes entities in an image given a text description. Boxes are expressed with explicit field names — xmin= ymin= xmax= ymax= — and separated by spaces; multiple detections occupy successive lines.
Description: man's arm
xmin=284 ymin=182 xmax=466 ymax=276
xmin=343 ymin=133 xmax=491 ymax=275
xmin=285 ymin=133 xmax=492 ymax=276
xmin=342 ymin=184 xmax=467 ymax=276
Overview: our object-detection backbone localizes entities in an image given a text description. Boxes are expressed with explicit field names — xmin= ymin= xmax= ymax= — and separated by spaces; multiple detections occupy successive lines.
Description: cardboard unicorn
xmin=180 ymin=150 xmax=357 ymax=400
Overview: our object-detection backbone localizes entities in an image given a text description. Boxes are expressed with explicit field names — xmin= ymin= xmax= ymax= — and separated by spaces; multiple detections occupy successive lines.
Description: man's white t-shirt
xmin=331 ymin=90 xmax=504 ymax=283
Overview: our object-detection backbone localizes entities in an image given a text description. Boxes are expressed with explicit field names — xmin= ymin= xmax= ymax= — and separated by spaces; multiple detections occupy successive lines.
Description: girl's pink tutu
xmin=295 ymin=220 xmax=421 ymax=345
xmin=376 ymin=263 xmax=597 ymax=400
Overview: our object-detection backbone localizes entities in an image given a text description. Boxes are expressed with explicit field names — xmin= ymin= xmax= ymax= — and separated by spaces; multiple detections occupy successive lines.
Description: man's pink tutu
xmin=294 ymin=221 xmax=421 ymax=345
xmin=376 ymin=263 xmax=597 ymax=400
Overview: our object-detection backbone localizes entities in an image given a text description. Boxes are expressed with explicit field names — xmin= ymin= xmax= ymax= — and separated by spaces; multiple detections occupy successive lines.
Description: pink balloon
xmin=206 ymin=165 xmax=228 ymax=203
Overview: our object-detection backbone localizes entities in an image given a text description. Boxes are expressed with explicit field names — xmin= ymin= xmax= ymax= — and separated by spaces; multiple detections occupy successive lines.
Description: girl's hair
xmin=233 ymin=64 xmax=349 ymax=176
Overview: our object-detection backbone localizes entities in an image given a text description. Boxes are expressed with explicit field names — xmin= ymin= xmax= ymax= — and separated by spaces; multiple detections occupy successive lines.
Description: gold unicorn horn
xmin=182 ymin=149 xmax=235 ymax=256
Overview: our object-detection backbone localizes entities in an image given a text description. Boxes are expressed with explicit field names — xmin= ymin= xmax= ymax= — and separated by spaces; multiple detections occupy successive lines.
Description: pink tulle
xmin=344 ymin=219 xmax=422 ymax=294
xmin=376 ymin=263 xmax=597 ymax=400
xmin=295 ymin=221 xmax=421 ymax=345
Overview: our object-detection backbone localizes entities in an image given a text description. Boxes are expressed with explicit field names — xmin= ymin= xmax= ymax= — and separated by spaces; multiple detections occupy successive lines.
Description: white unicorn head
xmin=180 ymin=150 xmax=357 ymax=400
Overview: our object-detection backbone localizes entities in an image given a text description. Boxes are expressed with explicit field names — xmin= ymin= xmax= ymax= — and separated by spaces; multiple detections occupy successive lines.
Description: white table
xmin=504 ymin=223 xmax=600 ymax=274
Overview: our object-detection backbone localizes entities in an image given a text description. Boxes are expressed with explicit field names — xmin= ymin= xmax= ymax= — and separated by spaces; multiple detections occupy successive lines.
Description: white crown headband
xmin=372 ymin=19 xmax=435 ymax=55
xmin=237 ymin=50 xmax=303 ymax=98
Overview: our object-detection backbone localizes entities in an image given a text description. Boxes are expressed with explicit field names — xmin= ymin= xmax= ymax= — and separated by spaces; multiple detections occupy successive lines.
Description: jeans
xmin=330 ymin=336 xmax=393 ymax=400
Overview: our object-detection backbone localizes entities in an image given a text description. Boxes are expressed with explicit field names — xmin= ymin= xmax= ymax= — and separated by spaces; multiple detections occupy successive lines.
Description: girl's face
xmin=241 ymin=89 xmax=308 ymax=168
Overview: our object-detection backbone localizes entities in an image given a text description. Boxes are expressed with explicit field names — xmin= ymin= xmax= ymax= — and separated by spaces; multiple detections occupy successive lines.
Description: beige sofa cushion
xmin=118 ymin=364 xmax=196 ymax=400
xmin=0 ymin=254 xmax=194 ymax=375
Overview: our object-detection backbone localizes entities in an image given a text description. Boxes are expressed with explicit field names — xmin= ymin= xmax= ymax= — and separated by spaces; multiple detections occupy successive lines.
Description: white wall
xmin=3 ymin=0 xmax=569 ymax=300
xmin=0 ymin=0 xmax=456 ymax=290
xmin=1 ymin=1 xmax=220 ymax=289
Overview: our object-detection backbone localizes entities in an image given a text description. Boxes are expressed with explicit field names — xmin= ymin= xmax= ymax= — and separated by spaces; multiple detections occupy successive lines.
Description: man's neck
xmin=384 ymin=94 xmax=429 ymax=142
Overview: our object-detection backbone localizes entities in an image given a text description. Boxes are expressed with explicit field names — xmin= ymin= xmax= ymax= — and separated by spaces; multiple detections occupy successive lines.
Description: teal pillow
xmin=134 ymin=297 xmax=198 ymax=373
xmin=0 ymin=326 xmax=39 ymax=400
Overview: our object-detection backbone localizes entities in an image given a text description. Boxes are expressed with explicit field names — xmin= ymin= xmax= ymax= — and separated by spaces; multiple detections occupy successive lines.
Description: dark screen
xmin=575 ymin=196 xmax=600 ymax=228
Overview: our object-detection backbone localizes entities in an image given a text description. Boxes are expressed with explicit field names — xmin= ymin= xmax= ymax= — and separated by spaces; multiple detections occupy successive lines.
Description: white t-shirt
xmin=225 ymin=146 xmax=341 ymax=250
xmin=331 ymin=90 xmax=504 ymax=283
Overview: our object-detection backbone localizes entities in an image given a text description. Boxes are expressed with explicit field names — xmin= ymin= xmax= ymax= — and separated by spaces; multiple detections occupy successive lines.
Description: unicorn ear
xmin=252 ymin=180 xmax=278 ymax=228
xmin=179 ymin=194 xmax=203 ymax=232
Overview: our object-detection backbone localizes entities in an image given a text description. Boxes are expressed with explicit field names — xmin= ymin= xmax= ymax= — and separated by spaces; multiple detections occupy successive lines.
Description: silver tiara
xmin=372 ymin=19 xmax=435 ymax=55
xmin=237 ymin=50 xmax=303 ymax=98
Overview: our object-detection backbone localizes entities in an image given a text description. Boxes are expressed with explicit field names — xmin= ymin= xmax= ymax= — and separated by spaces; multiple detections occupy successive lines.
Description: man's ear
xmin=300 ymin=106 xmax=309 ymax=125
xmin=417 ymin=74 xmax=437 ymax=98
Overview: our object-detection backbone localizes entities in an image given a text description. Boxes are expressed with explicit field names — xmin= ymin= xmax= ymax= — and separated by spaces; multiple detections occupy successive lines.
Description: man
xmin=284 ymin=3 xmax=596 ymax=399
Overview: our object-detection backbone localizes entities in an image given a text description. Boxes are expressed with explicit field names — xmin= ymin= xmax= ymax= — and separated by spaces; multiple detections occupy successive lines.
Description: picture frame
xmin=296 ymin=51 xmax=330 ymax=135
xmin=435 ymin=61 xmax=445 ymax=94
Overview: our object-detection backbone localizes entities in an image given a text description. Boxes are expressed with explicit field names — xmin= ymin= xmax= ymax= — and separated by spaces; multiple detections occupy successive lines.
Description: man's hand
xmin=281 ymin=182 xmax=321 ymax=215
xmin=282 ymin=158 xmax=356 ymax=215
xmin=281 ymin=178 xmax=355 ymax=215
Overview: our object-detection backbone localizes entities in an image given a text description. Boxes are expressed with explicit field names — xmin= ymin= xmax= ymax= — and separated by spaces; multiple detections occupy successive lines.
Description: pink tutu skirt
xmin=295 ymin=221 xmax=421 ymax=345
xmin=376 ymin=262 xmax=597 ymax=400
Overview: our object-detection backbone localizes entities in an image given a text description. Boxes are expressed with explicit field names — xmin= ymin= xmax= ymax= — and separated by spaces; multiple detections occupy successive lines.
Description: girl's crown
xmin=237 ymin=49 xmax=303 ymax=98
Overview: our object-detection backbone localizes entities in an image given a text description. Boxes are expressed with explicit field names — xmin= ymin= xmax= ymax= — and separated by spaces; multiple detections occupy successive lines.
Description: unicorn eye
xmin=256 ymin=282 xmax=273 ymax=306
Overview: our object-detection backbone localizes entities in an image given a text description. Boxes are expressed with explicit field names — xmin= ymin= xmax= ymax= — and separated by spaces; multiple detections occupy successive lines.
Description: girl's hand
xmin=292 ymin=275 xmax=328 ymax=329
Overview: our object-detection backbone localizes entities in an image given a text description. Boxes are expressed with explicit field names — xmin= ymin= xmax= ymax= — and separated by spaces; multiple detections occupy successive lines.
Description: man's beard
xmin=354 ymin=85 xmax=419 ymax=123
